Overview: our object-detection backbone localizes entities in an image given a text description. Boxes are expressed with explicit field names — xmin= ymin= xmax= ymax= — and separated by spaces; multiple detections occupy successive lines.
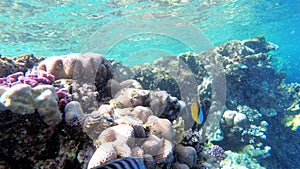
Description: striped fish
xmin=91 ymin=157 xmax=147 ymax=169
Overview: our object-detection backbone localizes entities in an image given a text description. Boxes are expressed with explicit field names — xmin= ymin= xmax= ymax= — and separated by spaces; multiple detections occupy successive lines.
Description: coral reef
xmin=0 ymin=109 xmax=94 ymax=168
xmin=84 ymin=78 xmax=187 ymax=168
xmin=64 ymin=101 xmax=84 ymax=125
xmin=210 ymin=145 xmax=226 ymax=160
xmin=0 ymin=84 xmax=62 ymax=126
xmin=174 ymin=145 xmax=197 ymax=168
xmin=0 ymin=70 xmax=55 ymax=87
xmin=0 ymin=54 xmax=44 ymax=78
xmin=38 ymin=53 xmax=113 ymax=93
xmin=220 ymin=150 xmax=266 ymax=169
xmin=2 ymin=36 xmax=300 ymax=169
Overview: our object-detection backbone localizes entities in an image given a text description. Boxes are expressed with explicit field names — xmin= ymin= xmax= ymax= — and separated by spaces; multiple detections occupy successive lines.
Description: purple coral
xmin=0 ymin=70 xmax=55 ymax=87
xmin=56 ymin=87 xmax=73 ymax=109
xmin=210 ymin=145 xmax=225 ymax=160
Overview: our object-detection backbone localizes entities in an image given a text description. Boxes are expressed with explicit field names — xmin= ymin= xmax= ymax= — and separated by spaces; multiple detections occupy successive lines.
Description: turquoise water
xmin=0 ymin=0 xmax=299 ymax=82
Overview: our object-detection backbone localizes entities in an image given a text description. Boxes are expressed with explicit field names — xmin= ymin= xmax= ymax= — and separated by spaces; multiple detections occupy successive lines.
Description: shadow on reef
xmin=0 ymin=110 xmax=94 ymax=169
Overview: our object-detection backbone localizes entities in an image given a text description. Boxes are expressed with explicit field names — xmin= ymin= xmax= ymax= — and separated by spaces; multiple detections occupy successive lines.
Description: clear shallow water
xmin=0 ymin=0 xmax=299 ymax=82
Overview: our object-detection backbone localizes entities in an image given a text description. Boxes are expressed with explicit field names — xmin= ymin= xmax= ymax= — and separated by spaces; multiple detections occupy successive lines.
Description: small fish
xmin=191 ymin=99 xmax=204 ymax=124
xmin=91 ymin=157 xmax=147 ymax=169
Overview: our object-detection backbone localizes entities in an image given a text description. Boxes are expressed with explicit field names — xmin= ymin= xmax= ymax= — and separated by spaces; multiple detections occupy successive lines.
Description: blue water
xmin=0 ymin=0 xmax=299 ymax=82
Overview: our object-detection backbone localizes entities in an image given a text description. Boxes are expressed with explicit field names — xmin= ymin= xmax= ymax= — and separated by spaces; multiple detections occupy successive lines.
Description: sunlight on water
xmin=0 ymin=0 xmax=299 ymax=82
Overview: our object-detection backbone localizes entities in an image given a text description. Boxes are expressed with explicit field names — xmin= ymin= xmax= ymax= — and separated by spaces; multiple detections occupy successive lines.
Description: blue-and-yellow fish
xmin=91 ymin=157 xmax=147 ymax=169
xmin=191 ymin=99 xmax=204 ymax=124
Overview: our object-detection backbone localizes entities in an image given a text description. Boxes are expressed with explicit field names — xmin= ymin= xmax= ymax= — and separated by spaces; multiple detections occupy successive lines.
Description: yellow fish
xmin=191 ymin=99 xmax=204 ymax=124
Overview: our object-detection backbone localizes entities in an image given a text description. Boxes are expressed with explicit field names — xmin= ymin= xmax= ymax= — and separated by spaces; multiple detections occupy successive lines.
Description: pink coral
xmin=0 ymin=70 xmax=55 ymax=87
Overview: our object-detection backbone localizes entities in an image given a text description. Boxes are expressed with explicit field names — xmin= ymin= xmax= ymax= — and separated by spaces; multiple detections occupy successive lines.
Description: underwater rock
xmin=1 ymin=35 xmax=296 ymax=168
xmin=131 ymin=146 xmax=144 ymax=158
xmin=0 ymin=106 xmax=93 ymax=168
xmin=32 ymin=85 xmax=62 ymax=126
xmin=237 ymin=105 xmax=262 ymax=124
xmin=0 ymin=56 xmax=19 ymax=77
xmin=143 ymin=154 xmax=155 ymax=169
xmin=0 ymin=54 xmax=44 ymax=78
xmin=172 ymin=163 xmax=189 ymax=169
xmin=82 ymin=108 xmax=116 ymax=141
xmin=98 ymin=127 xmax=116 ymax=143
xmin=64 ymin=101 xmax=84 ymax=124
xmin=131 ymin=106 xmax=153 ymax=123
xmin=154 ymin=139 xmax=174 ymax=166
xmin=103 ymin=124 xmax=134 ymax=146
xmin=105 ymin=79 xmax=121 ymax=98
xmin=218 ymin=37 xmax=284 ymax=110
xmin=113 ymin=88 xmax=151 ymax=108
xmin=222 ymin=110 xmax=248 ymax=129
xmin=223 ymin=110 xmax=237 ymax=127
xmin=141 ymin=135 xmax=164 ymax=156
xmin=0 ymin=84 xmax=62 ymax=125
xmin=120 ymin=79 xmax=143 ymax=89
xmin=77 ymin=146 xmax=95 ymax=169
xmin=174 ymin=145 xmax=197 ymax=168
xmin=0 ymin=84 xmax=35 ymax=115
xmin=233 ymin=112 xmax=248 ymax=128
xmin=0 ymin=111 xmax=55 ymax=164
xmin=220 ymin=107 xmax=269 ymax=152
xmin=145 ymin=115 xmax=174 ymax=141
xmin=111 ymin=86 xmax=181 ymax=122
xmin=181 ymin=129 xmax=203 ymax=153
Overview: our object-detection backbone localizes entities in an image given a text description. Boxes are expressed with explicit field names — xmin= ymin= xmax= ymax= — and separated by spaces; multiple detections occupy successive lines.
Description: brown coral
xmin=0 ymin=54 xmax=44 ymax=78
xmin=38 ymin=53 xmax=113 ymax=91
xmin=174 ymin=145 xmax=197 ymax=168
xmin=87 ymin=142 xmax=117 ymax=169
xmin=146 ymin=115 xmax=174 ymax=141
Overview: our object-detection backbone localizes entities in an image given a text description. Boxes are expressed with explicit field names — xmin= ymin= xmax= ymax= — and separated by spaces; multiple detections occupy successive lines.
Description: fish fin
xmin=198 ymin=105 xmax=204 ymax=124
xmin=191 ymin=100 xmax=200 ymax=124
